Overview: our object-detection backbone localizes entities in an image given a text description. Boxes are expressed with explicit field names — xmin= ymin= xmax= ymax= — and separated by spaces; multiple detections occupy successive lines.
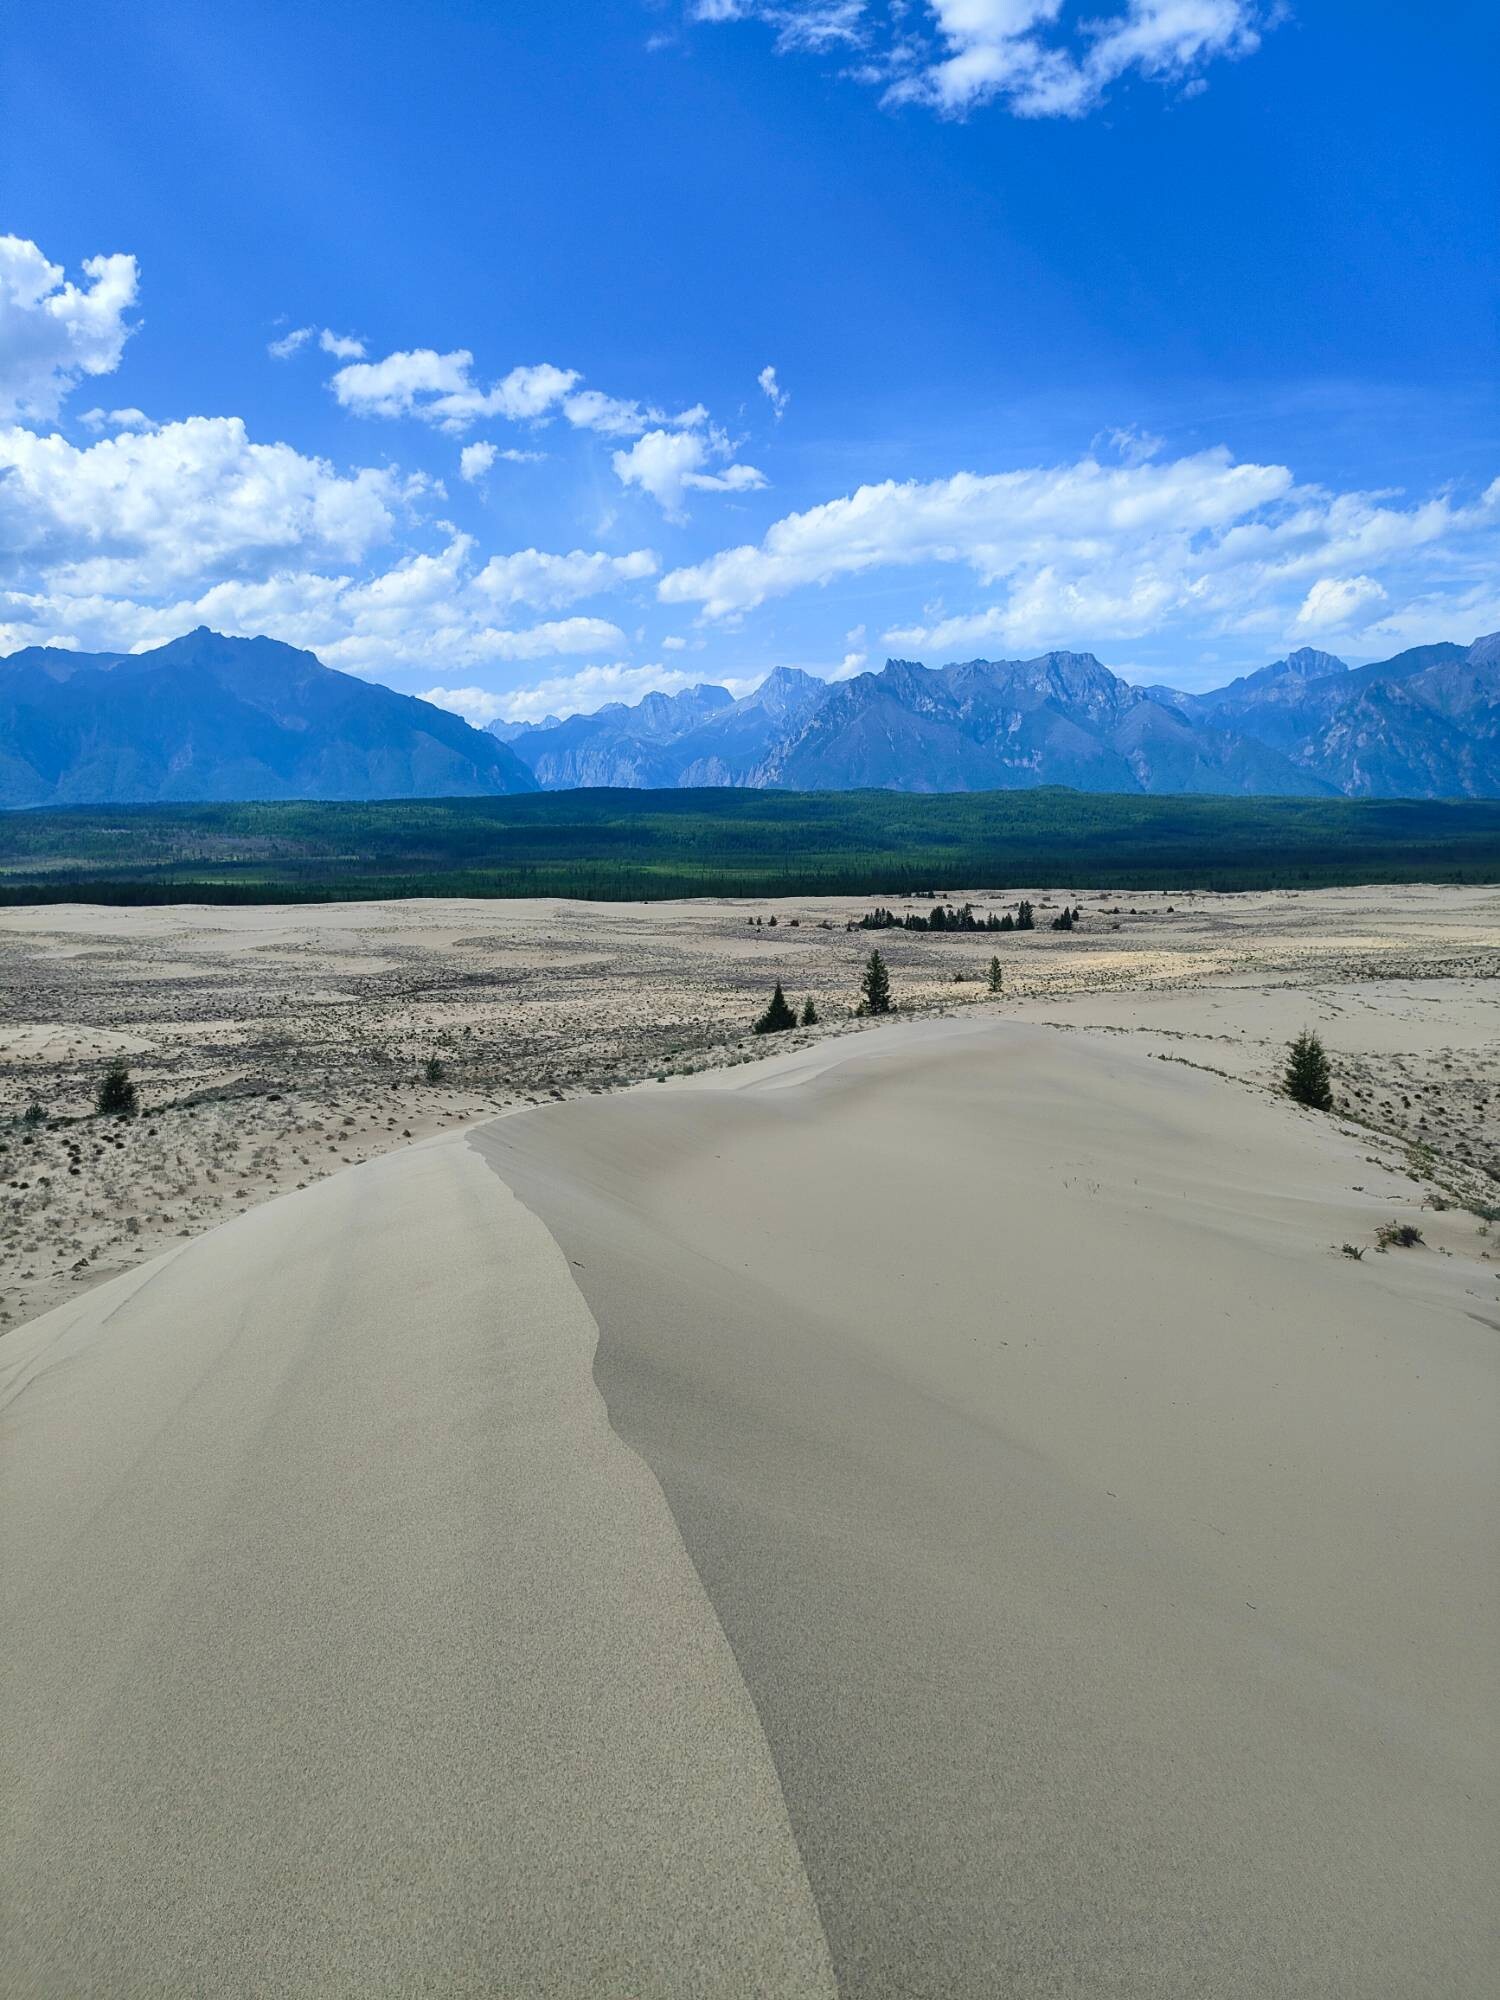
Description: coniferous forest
xmin=2 ymin=789 xmax=1497 ymax=905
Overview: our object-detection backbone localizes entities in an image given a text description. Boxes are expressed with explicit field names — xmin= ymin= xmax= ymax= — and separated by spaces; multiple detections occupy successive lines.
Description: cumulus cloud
xmin=471 ymin=546 xmax=659 ymax=610
xmin=660 ymin=448 xmax=1500 ymax=655
xmin=328 ymin=343 xmax=724 ymax=449
xmin=318 ymin=328 xmax=365 ymax=360
xmin=1293 ymin=574 xmax=1387 ymax=633
xmin=0 ymin=416 xmax=410 ymax=595
xmin=612 ymin=426 xmax=767 ymax=520
xmin=692 ymin=0 xmax=1272 ymax=119
xmin=326 ymin=340 xmax=755 ymax=509
xmin=758 ymin=364 xmax=789 ymax=418
xmin=0 ymin=236 xmax=139 ymax=421
xmin=328 ymin=349 xmax=583 ymax=432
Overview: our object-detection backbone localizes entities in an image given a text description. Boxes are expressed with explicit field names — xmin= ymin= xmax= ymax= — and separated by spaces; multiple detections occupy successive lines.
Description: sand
xmin=2 ymin=886 xmax=1498 ymax=1992
xmin=2 ymin=1136 xmax=834 ymax=1996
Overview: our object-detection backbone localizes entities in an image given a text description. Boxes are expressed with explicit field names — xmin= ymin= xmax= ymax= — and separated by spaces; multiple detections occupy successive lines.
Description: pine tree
xmin=801 ymin=997 xmax=819 ymax=1025
xmin=1051 ymin=907 xmax=1074 ymax=932
xmin=96 ymin=1057 xmax=138 ymax=1119
xmin=987 ymin=956 xmax=1003 ymax=993
xmin=753 ymin=982 xmax=798 ymax=1034
xmin=1284 ymin=1029 xmax=1333 ymax=1111
xmin=1015 ymin=900 xmax=1035 ymax=931
xmin=861 ymin=949 xmax=892 ymax=1016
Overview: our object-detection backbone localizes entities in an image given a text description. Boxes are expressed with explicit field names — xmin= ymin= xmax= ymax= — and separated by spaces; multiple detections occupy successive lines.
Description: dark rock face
xmin=0 ymin=629 xmax=538 ymax=805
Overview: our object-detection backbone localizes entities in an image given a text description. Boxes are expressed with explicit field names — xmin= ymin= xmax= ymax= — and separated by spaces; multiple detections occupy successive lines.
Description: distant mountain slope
xmin=0 ymin=629 xmax=537 ymax=805
xmin=1185 ymin=638 xmax=1497 ymax=795
xmin=496 ymin=667 xmax=829 ymax=789
xmin=5 ymin=627 xmax=1494 ymax=806
xmin=755 ymin=653 xmax=1330 ymax=795
xmin=492 ymin=637 xmax=1497 ymax=800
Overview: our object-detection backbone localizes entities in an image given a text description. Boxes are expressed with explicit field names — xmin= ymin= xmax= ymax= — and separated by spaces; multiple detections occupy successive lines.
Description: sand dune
xmin=3 ymin=1012 xmax=1496 ymax=1993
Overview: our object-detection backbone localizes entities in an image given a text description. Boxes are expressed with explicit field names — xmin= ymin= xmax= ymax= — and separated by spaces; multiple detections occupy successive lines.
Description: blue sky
xmin=2 ymin=0 xmax=1496 ymax=715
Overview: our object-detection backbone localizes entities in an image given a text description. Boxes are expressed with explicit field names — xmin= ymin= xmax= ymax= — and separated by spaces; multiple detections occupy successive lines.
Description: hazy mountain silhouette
xmin=0 ymin=629 xmax=538 ymax=805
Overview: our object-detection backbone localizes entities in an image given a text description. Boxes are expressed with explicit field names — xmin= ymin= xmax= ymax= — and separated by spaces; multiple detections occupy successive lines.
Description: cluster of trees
xmin=857 ymin=900 xmax=1035 ymax=933
xmin=753 ymin=985 xmax=820 ymax=1034
xmin=1051 ymin=905 xmax=1083 ymax=931
xmin=753 ymin=952 xmax=889 ymax=1035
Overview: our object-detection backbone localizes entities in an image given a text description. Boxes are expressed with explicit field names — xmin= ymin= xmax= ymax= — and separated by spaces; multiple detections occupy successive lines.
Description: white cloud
xmin=329 ymin=349 xmax=582 ymax=432
xmin=271 ymin=324 xmax=367 ymax=362
xmin=318 ymin=328 xmax=365 ymax=360
xmin=660 ymin=448 xmax=1500 ymax=657
xmin=460 ymin=441 xmax=497 ymax=482
xmin=478 ymin=659 xmax=753 ymax=724
xmin=1293 ymin=574 xmax=1387 ymax=634
xmin=79 ymin=407 xmax=156 ymax=433
xmin=662 ymin=633 xmax=689 ymax=650
xmin=268 ymin=325 xmax=314 ymax=359
xmin=612 ymin=425 xmax=767 ymax=520
xmin=328 ymin=343 xmax=722 ymax=451
xmin=693 ymin=0 xmax=1272 ymax=119
xmin=0 ymin=236 xmax=139 ymax=421
xmin=758 ymin=364 xmax=789 ymax=419
xmin=561 ymin=388 xmax=656 ymax=436
xmin=416 ymin=684 xmax=515 ymax=725
xmin=471 ymin=546 xmax=659 ymax=610
xmin=0 ymin=416 xmax=409 ymax=595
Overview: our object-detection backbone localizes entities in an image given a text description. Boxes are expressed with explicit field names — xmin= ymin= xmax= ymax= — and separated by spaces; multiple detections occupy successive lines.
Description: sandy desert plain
xmin=1 ymin=882 xmax=1496 ymax=1337
xmin=2 ymin=880 xmax=1498 ymax=1995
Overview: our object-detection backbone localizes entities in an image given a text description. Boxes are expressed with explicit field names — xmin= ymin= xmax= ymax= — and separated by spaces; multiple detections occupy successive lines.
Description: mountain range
xmin=0 ymin=627 xmax=1494 ymax=805
xmin=493 ymin=636 xmax=1499 ymax=799
xmin=0 ymin=629 xmax=536 ymax=806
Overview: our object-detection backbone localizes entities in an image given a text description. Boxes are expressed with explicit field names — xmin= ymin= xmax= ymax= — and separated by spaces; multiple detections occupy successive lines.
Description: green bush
xmin=1284 ymin=1029 xmax=1333 ymax=1111
xmin=860 ymin=949 xmax=892 ymax=1016
xmin=753 ymin=983 xmax=798 ymax=1034
xmin=96 ymin=1058 xmax=138 ymax=1120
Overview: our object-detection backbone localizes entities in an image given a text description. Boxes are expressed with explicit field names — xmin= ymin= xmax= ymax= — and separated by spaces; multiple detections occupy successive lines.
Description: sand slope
xmin=3 ymin=1015 xmax=1495 ymax=1995
xmin=1 ymin=1136 xmax=834 ymax=1996
xmin=485 ymin=1019 xmax=1499 ymax=1998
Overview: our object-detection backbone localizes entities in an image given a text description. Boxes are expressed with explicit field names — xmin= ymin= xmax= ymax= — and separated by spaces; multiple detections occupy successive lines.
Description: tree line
xmin=856 ymin=900 xmax=1038 ymax=933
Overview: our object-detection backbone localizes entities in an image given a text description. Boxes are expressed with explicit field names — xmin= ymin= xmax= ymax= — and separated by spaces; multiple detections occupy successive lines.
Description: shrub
xmin=96 ymin=1058 xmax=138 ymax=1120
xmin=424 ymin=1056 xmax=446 ymax=1084
xmin=1284 ymin=1029 xmax=1333 ymax=1111
xmin=753 ymin=983 xmax=798 ymax=1034
xmin=1340 ymin=1243 xmax=1365 ymax=1260
xmin=1375 ymin=1221 xmax=1424 ymax=1251
xmin=22 ymin=1101 xmax=45 ymax=1127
